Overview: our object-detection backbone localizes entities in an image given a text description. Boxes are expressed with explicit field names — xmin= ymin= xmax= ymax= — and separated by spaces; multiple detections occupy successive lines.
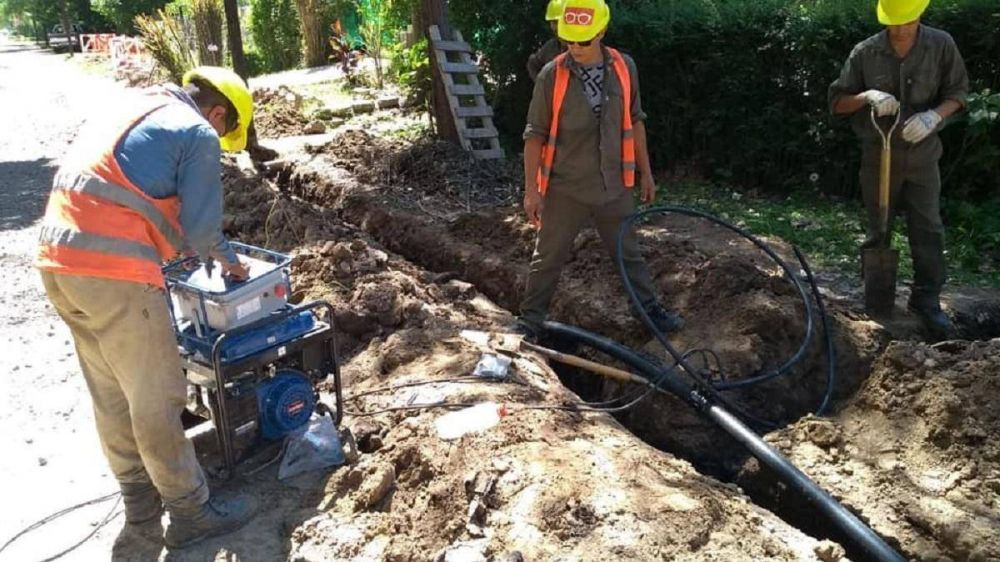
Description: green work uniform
xmin=828 ymin=25 xmax=968 ymax=301
xmin=527 ymin=38 xmax=564 ymax=83
xmin=519 ymin=47 xmax=658 ymax=325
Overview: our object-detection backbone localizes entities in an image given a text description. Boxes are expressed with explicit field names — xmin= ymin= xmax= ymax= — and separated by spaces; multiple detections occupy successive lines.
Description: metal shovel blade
xmin=862 ymin=247 xmax=899 ymax=315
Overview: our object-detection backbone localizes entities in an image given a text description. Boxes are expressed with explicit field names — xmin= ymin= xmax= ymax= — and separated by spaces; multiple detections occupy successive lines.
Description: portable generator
xmin=163 ymin=243 xmax=343 ymax=478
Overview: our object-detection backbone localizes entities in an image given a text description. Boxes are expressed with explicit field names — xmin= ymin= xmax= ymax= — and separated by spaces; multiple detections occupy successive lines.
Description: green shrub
xmin=388 ymin=37 xmax=431 ymax=100
xmin=249 ymin=0 xmax=302 ymax=73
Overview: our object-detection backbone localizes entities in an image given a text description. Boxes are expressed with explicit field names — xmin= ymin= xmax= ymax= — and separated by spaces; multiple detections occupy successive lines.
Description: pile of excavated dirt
xmin=254 ymin=86 xmax=311 ymax=138
xmin=737 ymin=339 xmax=1000 ymax=562
xmin=215 ymin=162 xmax=851 ymax=561
xmin=279 ymin=149 xmax=884 ymax=471
xmin=303 ymin=129 xmax=518 ymax=217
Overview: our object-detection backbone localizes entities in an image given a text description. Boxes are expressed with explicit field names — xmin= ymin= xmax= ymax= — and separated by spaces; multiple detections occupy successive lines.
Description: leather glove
xmin=861 ymin=90 xmax=900 ymax=117
xmin=902 ymin=110 xmax=943 ymax=144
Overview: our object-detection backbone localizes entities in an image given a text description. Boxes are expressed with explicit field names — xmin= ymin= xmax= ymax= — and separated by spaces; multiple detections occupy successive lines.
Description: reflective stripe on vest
xmin=36 ymin=89 xmax=188 ymax=287
xmin=39 ymin=224 xmax=162 ymax=262
xmin=53 ymin=173 xmax=186 ymax=250
xmin=536 ymin=48 xmax=636 ymax=196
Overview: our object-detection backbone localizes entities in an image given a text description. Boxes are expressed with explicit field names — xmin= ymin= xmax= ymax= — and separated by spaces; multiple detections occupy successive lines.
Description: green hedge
xmin=450 ymin=0 xmax=1000 ymax=199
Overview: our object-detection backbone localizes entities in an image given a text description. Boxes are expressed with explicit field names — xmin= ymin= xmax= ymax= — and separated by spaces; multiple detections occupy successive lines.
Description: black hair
xmin=183 ymin=77 xmax=239 ymax=133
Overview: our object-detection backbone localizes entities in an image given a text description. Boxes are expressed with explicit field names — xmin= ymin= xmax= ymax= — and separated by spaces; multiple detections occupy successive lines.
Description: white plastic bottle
xmin=434 ymin=402 xmax=506 ymax=440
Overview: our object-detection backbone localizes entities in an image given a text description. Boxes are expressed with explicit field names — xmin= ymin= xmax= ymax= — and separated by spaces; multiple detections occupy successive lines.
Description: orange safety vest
xmin=35 ymin=88 xmax=188 ymax=288
xmin=537 ymin=48 xmax=636 ymax=196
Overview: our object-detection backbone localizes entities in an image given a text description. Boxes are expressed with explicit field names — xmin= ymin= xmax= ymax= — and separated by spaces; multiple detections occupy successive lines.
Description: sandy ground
xmin=0 ymin=40 xmax=127 ymax=561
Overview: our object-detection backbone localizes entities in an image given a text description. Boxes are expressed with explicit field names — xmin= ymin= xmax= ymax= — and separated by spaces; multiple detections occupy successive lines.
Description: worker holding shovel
xmin=829 ymin=0 xmax=968 ymax=340
xmin=515 ymin=0 xmax=683 ymax=339
xmin=35 ymin=67 xmax=256 ymax=551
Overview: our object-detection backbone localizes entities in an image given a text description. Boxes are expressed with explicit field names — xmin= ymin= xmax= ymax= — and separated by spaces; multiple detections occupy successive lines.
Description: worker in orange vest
xmin=35 ymin=67 xmax=256 ymax=550
xmin=515 ymin=0 xmax=683 ymax=339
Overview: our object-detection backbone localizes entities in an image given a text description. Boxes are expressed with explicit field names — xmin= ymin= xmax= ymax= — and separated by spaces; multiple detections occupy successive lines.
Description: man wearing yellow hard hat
xmin=514 ymin=0 xmax=683 ymax=339
xmin=36 ymin=66 xmax=257 ymax=549
xmin=527 ymin=0 xmax=566 ymax=82
xmin=829 ymin=0 xmax=968 ymax=339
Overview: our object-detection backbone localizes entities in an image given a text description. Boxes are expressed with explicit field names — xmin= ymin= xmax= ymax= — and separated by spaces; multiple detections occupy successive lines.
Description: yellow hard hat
xmin=557 ymin=0 xmax=610 ymax=43
xmin=183 ymin=66 xmax=253 ymax=152
xmin=545 ymin=0 xmax=565 ymax=21
xmin=877 ymin=0 xmax=930 ymax=25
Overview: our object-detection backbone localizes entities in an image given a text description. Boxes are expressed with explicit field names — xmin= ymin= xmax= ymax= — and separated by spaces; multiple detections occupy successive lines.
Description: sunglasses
xmin=565 ymin=39 xmax=593 ymax=47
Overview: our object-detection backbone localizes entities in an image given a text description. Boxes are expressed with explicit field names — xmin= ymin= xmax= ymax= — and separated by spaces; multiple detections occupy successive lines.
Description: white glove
xmin=902 ymin=110 xmax=943 ymax=144
xmin=861 ymin=90 xmax=900 ymax=117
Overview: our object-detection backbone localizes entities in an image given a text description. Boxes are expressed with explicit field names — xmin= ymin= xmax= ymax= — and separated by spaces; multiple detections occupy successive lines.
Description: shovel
xmin=861 ymin=107 xmax=901 ymax=315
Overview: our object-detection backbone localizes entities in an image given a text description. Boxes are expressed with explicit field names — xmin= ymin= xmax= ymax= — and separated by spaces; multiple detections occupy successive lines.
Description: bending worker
xmin=35 ymin=66 xmax=256 ymax=549
xmin=829 ymin=0 xmax=968 ymax=339
xmin=526 ymin=0 xmax=565 ymax=82
xmin=515 ymin=0 xmax=683 ymax=339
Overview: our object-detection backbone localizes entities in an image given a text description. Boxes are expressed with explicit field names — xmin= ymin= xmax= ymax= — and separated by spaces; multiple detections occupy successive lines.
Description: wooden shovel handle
xmin=519 ymin=340 xmax=644 ymax=384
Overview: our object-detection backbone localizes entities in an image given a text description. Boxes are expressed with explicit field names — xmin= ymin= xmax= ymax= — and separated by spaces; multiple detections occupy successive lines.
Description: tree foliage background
xmin=450 ymin=0 xmax=1000 ymax=200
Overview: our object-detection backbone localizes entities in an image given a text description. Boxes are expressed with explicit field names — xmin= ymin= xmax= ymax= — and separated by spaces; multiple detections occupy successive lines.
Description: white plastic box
xmin=167 ymin=247 xmax=291 ymax=332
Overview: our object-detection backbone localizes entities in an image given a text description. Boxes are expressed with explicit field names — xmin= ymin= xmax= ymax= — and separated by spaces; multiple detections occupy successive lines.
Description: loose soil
xmin=254 ymin=86 xmax=312 ymax=138
xmin=216 ymin=161 xmax=847 ymax=561
xmin=250 ymin=127 xmax=1000 ymax=560
xmin=276 ymin=130 xmax=886 ymax=473
xmin=737 ymin=339 xmax=1000 ymax=562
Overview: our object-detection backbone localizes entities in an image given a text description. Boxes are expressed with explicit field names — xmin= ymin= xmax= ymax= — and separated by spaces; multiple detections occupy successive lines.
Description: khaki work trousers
xmin=519 ymin=190 xmax=658 ymax=324
xmin=859 ymin=156 xmax=946 ymax=300
xmin=41 ymin=271 xmax=208 ymax=511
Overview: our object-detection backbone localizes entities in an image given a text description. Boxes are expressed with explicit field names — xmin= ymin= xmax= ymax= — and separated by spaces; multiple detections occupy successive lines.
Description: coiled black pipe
xmin=544 ymin=320 xmax=904 ymax=562
xmin=615 ymin=205 xmax=836 ymax=417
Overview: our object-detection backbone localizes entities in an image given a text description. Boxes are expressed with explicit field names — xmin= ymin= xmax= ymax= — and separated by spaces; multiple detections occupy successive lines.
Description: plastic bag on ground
xmin=278 ymin=415 xmax=345 ymax=480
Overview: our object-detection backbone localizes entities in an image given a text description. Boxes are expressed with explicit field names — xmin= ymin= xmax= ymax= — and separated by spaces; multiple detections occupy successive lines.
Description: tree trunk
xmin=417 ymin=0 xmax=459 ymax=144
xmin=296 ymin=0 xmax=327 ymax=68
xmin=221 ymin=0 xmax=274 ymax=160
xmin=58 ymin=0 xmax=74 ymax=57
xmin=222 ymin=0 xmax=247 ymax=79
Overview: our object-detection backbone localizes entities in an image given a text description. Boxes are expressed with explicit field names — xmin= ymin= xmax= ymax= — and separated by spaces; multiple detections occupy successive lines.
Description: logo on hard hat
xmin=563 ymin=7 xmax=594 ymax=25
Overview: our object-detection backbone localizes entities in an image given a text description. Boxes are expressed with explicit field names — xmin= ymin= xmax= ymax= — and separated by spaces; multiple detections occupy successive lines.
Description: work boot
xmin=114 ymin=482 xmax=165 ymax=552
xmin=121 ymin=482 xmax=163 ymax=524
xmin=908 ymin=295 xmax=953 ymax=342
xmin=165 ymin=494 xmax=257 ymax=549
xmin=632 ymin=302 xmax=685 ymax=333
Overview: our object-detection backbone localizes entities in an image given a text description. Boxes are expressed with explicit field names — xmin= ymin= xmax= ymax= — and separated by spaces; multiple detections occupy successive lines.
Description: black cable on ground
xmin=794 ymin=246 xmax=837 ymax=416
xmin=0 ymin=491 xmax=122 ymax=562
xmin=614 ymin=205 xmax=837 ymax=421
xmin=541 ymin=320 xmax=904 ymax=562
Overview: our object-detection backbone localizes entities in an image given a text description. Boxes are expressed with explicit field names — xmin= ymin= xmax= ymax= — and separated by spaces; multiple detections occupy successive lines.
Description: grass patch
xmin=290 ymin=81 xmax=354 ymax=111
xmin=659 ymin=181 xmax=999 ymax=288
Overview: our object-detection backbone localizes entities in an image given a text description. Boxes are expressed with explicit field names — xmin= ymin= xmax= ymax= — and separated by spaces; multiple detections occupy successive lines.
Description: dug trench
xmin=219 ymin=129 xmax=1000 ymax=561
xmin=217 ymin=154 xmax=850 ymax=561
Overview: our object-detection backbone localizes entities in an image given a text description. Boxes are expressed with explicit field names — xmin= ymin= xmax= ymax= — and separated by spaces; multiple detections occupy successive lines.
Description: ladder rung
xmin=449 ymin=84 xmax=485 ymax=96
xmin=472 ymin=148 xmax=504 ymax=160
xmin=432 ymin=39 xmax=472 ymax=52
xmin=441 ymin=62 xmax=480 ymax=74
xmin=463 ymin=127 xmax=499 ymax=139
xmin=455 ymin=106 xmax=493 ymax=118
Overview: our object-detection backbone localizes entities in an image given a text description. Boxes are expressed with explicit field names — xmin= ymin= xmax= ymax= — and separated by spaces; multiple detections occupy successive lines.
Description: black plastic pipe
xmin=544 ymin=320 xmax=905 ymax=562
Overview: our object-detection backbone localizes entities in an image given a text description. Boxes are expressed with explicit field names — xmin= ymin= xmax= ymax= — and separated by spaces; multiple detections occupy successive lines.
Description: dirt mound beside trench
xmin=219 ymin=161 xmax=849 ymax=561
xmin=278 ymin=146 xmax=883 ymax=471
xmin=737 ymin=338 xmax=1000 ymax=562
xmin=254 ymin=86 xmax=312 ymax=138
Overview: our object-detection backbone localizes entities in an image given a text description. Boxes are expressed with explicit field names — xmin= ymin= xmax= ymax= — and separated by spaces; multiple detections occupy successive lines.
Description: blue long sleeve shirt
xmin=114 ymin=84 xmax=237 ymax=263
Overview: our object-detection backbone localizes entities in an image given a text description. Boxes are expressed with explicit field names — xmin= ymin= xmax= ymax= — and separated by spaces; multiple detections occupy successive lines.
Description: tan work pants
xmin=41 ymin=271 xmax=208 ymax=511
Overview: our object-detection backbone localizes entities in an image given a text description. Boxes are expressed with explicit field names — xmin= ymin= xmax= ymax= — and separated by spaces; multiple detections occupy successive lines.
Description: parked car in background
xmin=47 ymin=23 xmax=82 ymax=52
